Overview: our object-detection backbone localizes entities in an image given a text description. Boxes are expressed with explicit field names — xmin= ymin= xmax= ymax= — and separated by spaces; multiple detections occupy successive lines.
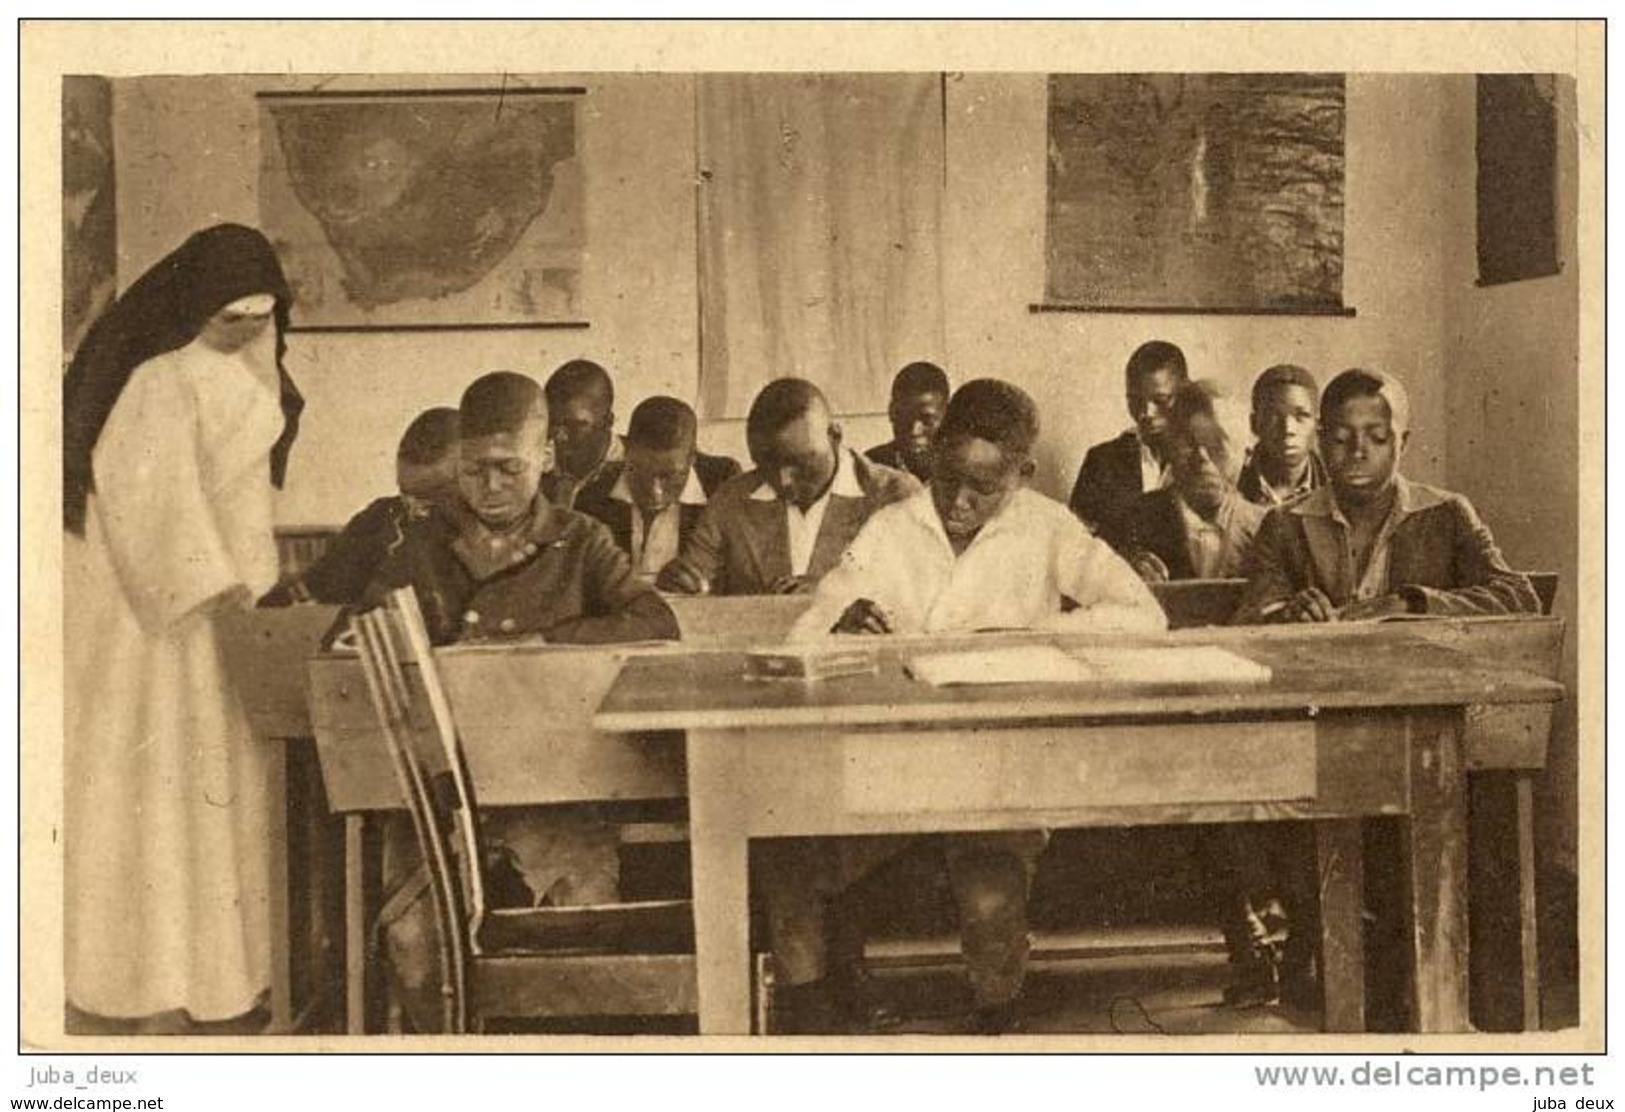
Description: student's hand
xmin=655 ymin=560 xmax=705 ymax=595
xmin=768 ymin=574 xmax=813 ymax=596
xmin=1129 ymin=550 xmax=1170 ymax=584
xmin=1339 ymin=593 xmax=1410 ymax=622
xmin=833 ymin=598 xmax=894 ymax=635
xmin=1282 ymin=587 xmax=1337 ymax=623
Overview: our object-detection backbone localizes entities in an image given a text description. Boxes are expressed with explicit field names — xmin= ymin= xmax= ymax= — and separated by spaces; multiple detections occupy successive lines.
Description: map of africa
xmin=260 ymin=93 xmax=583 ymax=327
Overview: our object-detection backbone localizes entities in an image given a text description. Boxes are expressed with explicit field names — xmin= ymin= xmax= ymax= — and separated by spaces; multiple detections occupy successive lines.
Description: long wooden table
xmin=299 ymin=608 xmax=1563 ymax=1035
xmin=592 ymin=624 xmax=1563 ymax=1035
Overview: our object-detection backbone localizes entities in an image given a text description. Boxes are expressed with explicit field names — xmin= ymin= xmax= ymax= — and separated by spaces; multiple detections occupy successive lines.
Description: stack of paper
xmin=745 ymin=645 xmax=881 ymax=682
xmin=905 ymin=645 xmax=1095 ymax=686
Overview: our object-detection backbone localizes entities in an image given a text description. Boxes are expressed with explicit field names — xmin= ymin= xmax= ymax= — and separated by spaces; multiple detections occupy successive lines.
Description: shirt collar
xmin=748 ymin=448 xmax=863 ymax=502
xmin=1286 ymin=475 xmax=1444 ymax=526
xmin=1245 ymin=448 xmax=1320 ymax=504
xmin=608 ymin=462 xmax=709 ymax=508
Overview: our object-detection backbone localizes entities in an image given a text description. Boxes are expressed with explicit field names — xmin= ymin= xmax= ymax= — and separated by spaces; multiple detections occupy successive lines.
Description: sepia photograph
xmin=19 ymin=18 xmax=1604 ymax=1072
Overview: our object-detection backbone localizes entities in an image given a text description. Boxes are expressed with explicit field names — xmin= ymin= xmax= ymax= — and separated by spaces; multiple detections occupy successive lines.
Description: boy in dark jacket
xmin=259 ymin=407 xmax=461 ymax=607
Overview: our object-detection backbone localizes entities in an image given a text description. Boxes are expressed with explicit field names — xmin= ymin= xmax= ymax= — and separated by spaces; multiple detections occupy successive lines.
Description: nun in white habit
xmin=61 ymin=224 xmax=304 ymax=1030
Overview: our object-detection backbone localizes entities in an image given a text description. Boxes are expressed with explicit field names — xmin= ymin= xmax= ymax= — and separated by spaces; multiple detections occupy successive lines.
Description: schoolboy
xmin=1068 ymin=340 xmax=1190 ymax=552
xmin=259 ymin=407 xmax=461 ymax=606
xmin=1233 ymin=368 xmax=1538 ymax=622
xmin=1236 ymin=364 xmax=1327 ymax=508
xmin=864 ymin=360 xmax=950 ymax=483
xmin=1122 ymin=380 xmax=1267 ymax=583
xmin=656 ymin=378 xmax=917 ymax=597
xmin=781 ymin=380 xmax=1165 ymax=1033
xmin=573 ymin=395 xmax=741 ymax=579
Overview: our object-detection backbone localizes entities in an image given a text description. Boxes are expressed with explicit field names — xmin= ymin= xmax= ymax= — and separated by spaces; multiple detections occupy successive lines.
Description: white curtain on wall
xmin=696 ymin=74 xmax=946 ymax=419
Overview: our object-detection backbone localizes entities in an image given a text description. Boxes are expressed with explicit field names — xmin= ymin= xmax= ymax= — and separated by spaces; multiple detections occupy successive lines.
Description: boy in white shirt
xmin=773 ymin=380 xmax=1165 ymax=1034
xmin=791 ymin=380 xmax=1164 ymax=640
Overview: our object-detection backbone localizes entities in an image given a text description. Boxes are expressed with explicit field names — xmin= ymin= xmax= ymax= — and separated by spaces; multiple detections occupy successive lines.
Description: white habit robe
xmin=64 ymin=326 xmax=285 ymax=1020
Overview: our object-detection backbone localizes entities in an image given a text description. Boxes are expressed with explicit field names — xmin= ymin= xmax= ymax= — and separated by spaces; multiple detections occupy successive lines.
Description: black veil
xmin=63 ymin=223 xmax=304 ymax=534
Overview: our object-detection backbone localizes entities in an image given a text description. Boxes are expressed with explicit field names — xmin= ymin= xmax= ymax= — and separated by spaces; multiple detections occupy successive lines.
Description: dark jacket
xmin=260 ymin=495 xmax=410 ymax=607
xmin=1124 ymin=489 xmax=1268 ymax=582
xmin=1068 ymin=430 xmax=1151 ymax=554
xmin=864 ymin=440 xmax=930 ymax=483
xmin=364 ymin=497 xmax=679 ymax=646
xmin=667 ymin=451 xmax=920 ymax=595
xmin=572 ymin=451 xmax=742 ymax=559
xmin=1231 ymin=478 xmax=1539 ymax=623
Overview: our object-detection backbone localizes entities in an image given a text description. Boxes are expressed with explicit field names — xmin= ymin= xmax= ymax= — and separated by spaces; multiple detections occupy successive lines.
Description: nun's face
xmin=199 ymin=298 xmax=276 ymax=354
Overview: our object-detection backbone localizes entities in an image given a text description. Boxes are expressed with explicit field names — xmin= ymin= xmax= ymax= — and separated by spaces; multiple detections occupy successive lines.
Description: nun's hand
xmin=202 ymin=584 xmax=254 ymax=616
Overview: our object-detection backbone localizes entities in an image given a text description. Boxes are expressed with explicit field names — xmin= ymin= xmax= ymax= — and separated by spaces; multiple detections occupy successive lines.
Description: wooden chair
xmin=351 ymin=587 xmax=698 ymax=1033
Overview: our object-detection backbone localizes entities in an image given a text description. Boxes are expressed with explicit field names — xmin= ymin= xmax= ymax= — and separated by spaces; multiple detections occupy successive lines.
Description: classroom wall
xmin=113 ymin=73 xmax=718 ymax=526
xmin=942 ymin=73 xmax=1455 ymax=499
xmin=1438 ymin=76 xmax=1580 ymax=876
xmin=113 ymin=71 xmax=1464 ymax=526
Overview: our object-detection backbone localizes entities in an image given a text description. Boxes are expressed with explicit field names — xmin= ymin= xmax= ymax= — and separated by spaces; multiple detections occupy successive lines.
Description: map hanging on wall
xmin=1045 ymin=74 xmax=1347 ymax=314
xmin=258 ymin=89 xmax=584 ymax=330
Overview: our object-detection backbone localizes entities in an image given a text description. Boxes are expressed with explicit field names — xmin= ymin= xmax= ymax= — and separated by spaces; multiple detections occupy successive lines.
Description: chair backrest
xmin=352 ymin=587 xmax=491 ymax=1032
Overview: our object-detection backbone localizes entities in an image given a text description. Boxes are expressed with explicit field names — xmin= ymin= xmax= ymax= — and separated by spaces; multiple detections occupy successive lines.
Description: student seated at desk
xmin=260 ymin=407 xmax=461 ymax=607
xmin=541 ymin=358 xmax=625 ymax=510
xmin=1121 ymin=380 xmax=1267 ymax=584
xmin=1068 ymin=339 xmax=1189 ymax=552
xmin=1233 ymin=367 xmax=1539 ymax=623
xmin=1224 ymin=367 xmax=1539 ymax=1010
xmin=573 ymin=395 xmax=741 ymax=580
xmin=864 ymin=360 xmax=949 ymax=483
xmin=1236 ymin=364 xmax=1328 ymax=509
xmin=363 ymin=372 xmax=679 ymax=1027
xmin=656 ymin=377 xmax=918 ymax=597
xmin=781 ymin=380 xmax=1164 ymax=1034
xmin=366 ymin=371 xmax=678 ymax=646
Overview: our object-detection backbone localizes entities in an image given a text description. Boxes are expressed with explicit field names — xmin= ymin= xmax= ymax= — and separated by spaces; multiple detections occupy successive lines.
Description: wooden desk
xmin=594 ymin=626 xmax=1563 ymax=1035
xmin=305 ymin=611 xmax=1563 ymax=1035
xmin=218 ymin=605 xmax=345 ymax=1033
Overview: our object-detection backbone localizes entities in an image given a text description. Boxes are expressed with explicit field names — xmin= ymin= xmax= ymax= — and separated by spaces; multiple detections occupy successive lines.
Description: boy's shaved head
xmin=545 ymin=358 xmax=615 ymax=411
xmin=1125 ymin=340 xmax=1189 ymax=386
xmin=747 ymin=378 xmax=831 ymax=440
xmin=937 ymin=378 xmax=1040 ymax=461
xmin=1250 ymin=364 xmax=1319 ymax=409
xmin=1321 ymin=367 xmax=1411 ymax=434
xmin=459 ymin=371 xmax=547 ymax=438
xmin=396 ymin=406 xmax=461 ymax=464
xmin=627 ymin=395 xmax=698 ymax=454
xmin=891 ymin=361 xmax=950 ymax=401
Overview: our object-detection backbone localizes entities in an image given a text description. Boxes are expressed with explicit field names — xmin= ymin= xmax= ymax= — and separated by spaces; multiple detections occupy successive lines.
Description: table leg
xmin=1315 ymin=819 xmax=1365 ymax=1032
xmin=1514 ymin=774 xmax=1543 ymax=1030
xmin=265 ymin=741 xmax=294 ymax=1034
xmin=345 ymin=813 xmax=368 ymax=1035
xmin=686 ymin=730 xmax=753 ymax=1035
xmin=1402 ymin=717 xmax=1470 ymax=1032
xmin=1468 ymin=771 xmax=1544 ymax=1031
